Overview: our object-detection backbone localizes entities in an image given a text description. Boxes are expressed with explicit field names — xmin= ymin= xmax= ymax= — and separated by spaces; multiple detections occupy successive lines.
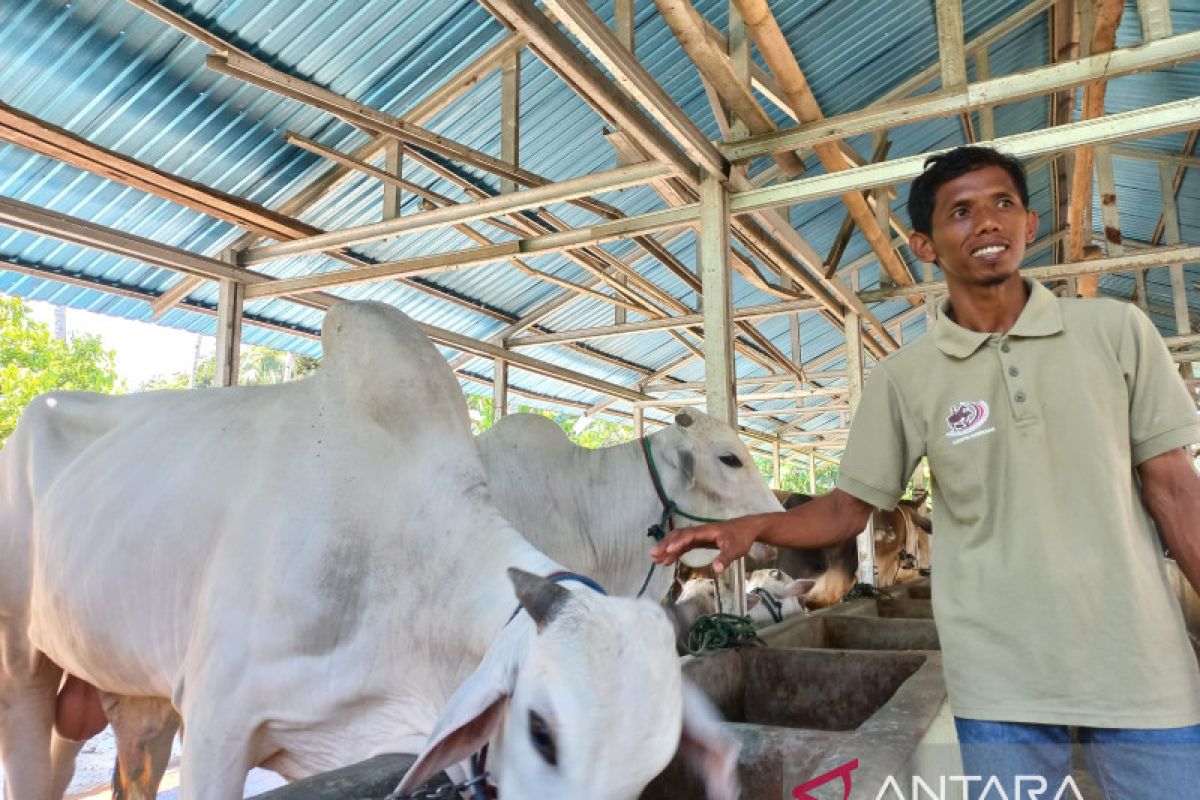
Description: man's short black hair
xmin=907 ymin=146 xmax=1029 ymax=236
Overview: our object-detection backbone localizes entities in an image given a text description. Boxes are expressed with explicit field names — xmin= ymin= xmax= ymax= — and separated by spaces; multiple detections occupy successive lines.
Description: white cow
xmin=673 ymin=569 xmax=813 ymax=645
xmin=40 ymin=340 xmax=781 ymax=798
xmin=745 ymin=568 xmax=814 ymax=624
xmin=0 ymin=301 xmax=736 ymax=800
xmin=477 ymin=409 xmax=785 ymax=602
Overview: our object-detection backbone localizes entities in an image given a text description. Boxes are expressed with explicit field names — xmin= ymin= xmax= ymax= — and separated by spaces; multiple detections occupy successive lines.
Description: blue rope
xmin=506 ymin=571 xmax=608 ymax=625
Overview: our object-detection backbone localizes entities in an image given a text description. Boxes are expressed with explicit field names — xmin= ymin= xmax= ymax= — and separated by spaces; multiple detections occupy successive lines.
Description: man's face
xmin=909 ymin=165 xmax=1038 ymax=289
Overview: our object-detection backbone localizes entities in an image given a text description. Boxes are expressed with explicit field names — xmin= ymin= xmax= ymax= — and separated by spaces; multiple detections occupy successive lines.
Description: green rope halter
xmin=640 ymin=435 xmax=724 ymax=543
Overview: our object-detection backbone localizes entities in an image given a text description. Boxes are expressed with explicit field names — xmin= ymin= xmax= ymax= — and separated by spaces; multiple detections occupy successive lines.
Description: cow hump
xmin=319 ymin=301 xmax=471 ymax=433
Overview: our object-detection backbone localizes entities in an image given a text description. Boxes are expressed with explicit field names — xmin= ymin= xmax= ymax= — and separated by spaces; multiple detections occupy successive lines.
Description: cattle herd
xmin=0 ymin=300 xmax=931 ymax=799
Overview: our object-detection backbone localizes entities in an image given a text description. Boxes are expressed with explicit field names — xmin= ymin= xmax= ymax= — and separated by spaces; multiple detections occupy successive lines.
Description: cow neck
xmin=750 ymin=587 xmax=784 ymax=624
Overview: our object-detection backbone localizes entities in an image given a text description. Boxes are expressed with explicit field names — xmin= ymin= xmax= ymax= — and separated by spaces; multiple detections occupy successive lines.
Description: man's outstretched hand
xmin=650 ymin=514 xmax=771 ymax=574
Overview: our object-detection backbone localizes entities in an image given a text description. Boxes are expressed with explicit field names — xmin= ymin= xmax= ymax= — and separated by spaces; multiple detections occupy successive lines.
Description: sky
xmin=22 ymin=298 xmax=216 ymax=390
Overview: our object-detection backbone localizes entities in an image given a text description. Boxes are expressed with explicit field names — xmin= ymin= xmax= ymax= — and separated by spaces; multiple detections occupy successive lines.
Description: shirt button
xmin=1001 ymin=342 xmax=1011 ymax=353
xmin=1015 ymin=390 xmax=1027 ymax=403
xmin=1009 ymin=367 xmax=1019 ymax=377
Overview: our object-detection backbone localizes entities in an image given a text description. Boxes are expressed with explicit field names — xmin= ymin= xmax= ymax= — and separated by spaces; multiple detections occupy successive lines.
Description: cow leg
xmin=101 ymin=694 xmax=179 ymax=800
xmin=48 ymin=734 xmax=84 ymax=799
xmin=176 ymin=698 xmax=254 ymax=800
xmin=0 ymin=647 xmax=61 ymax=800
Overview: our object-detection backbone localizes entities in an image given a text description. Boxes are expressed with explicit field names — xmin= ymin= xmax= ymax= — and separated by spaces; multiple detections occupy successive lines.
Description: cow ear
xmin=678 ymin=680 xmax=740 ymax=800
xmin=787 ymin=579 xmax=817 ymax=598
xmin=396 ymin=629 xmax=522 ymax=793
xmin=509 ymin=567 xmax=572 ymax=631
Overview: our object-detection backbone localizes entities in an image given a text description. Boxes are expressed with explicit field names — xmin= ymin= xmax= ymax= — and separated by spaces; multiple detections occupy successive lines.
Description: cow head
xmin=649 ymin=410 xmax=784 ymax=568
xmin=746 ymin=568 xmax=816 ymax=600
xmin=398 ymin=569 xmax=739 ymax=800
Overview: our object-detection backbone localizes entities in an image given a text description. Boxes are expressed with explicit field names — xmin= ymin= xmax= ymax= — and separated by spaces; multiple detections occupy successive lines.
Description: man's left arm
xmin=1139 ymin=448 xmax=1200 ymax=594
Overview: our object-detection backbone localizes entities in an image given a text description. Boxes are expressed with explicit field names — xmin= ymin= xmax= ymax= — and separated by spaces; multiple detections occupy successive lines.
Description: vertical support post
xmin=494 ymin=358 xmax=509 ymax=422
xmin=1137 ymin=0 xmax=1173 ymax=42
xmin=382 ymin=140 xmax=403 ymax=219
xmin=873 ymin=131 xmax=892 ymax=288
xmin=699 ymin=169 xmax=744 ymax=614
xmin=634 ymin=405 xmax=645 ymax=438
xmin=215 ymin=276 xmax=244 ymax=388
xmin=1094 ymin=145 xmax=1124 ymax=259
xmin=614 ymin=0 xmax=634 ymax=49
xmin=613 ymin=1 xmax=633 ymax=326
xmin=772 ymin=440 xmax=782 ymax=490
xmin=935 ymin=0 xmax=968 ymax=90
xmin=1080 ymin=0 xmax=1096 ymax=58
xmin=781 ymin=272 xmax=802 ymax=369
xmin=845 ymin=273 xmax=876 ymax=586
xmin=727 ymin=2 xmax=751 ymax=143
xmin=500 ymin=51 xmax=521 ymax=195
xmin=1160 ymin=163 xmax=1191 ymax=377
xmin=975 ymin=46 xmax=996 ymax=141
xmin=807 ymin=451 xmax=817 ymax=495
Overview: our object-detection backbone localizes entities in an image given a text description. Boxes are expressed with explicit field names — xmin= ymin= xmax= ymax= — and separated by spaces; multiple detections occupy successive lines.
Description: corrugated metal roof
xmin=0 ymin=0 xmax=1195 ymax=441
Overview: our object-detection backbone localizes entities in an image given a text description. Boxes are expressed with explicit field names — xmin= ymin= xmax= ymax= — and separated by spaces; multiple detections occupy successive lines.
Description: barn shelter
xmin=2 ymin=1 xmax=1199 ymax=796
xmin=1 ymin=0 xmax=1197 ymax=468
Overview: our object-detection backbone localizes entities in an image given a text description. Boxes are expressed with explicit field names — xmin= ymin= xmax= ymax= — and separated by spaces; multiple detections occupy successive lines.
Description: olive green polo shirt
xmin=838 ymin=278 xmax=1200 ymax=727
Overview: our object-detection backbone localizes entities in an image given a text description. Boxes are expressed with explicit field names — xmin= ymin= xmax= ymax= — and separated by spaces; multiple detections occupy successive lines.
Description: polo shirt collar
xmin=932 ymin=278 xmax=1064 ymax=359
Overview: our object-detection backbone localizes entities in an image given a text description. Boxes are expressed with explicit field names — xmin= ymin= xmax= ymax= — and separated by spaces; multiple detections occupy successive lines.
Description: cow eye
xmin=529 ymin=710 xmax=557 ymax=767
xmin=719 ymin=454 xmax=743 ymax=468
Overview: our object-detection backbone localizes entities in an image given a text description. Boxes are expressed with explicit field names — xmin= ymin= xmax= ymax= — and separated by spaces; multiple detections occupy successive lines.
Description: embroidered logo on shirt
xmin=946 ymin=401 xmax=994 ymax=444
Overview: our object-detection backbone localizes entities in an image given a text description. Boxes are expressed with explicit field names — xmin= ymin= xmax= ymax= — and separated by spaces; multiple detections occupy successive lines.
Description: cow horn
xmin=675 ymin=411 xmax=694 ymax=428
xmin=508 ymin=568 xmax=572 ymax=630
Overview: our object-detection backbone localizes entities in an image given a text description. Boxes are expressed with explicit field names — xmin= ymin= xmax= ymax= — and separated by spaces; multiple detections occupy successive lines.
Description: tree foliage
xmin=752 ymin=454 xmax=840 ymax=495
xmin=0 ymin=297 xmax=119 ymax=445
xmin=466 ymin=393 xmax=636 ymax=448
xmin=138 ymin=346 xmax=320 ymax=391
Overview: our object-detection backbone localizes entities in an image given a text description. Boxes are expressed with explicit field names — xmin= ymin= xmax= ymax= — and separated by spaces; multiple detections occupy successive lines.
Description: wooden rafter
xmin=1067 ymin=0 xmax=1125 ymax=265
xmin=489 ymin=0 xmax=895 ymax=359
xmin=729 ymin=0 xmax=915 ymax=296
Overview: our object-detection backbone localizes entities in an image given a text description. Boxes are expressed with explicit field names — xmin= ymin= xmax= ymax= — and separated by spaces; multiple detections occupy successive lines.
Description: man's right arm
xmin=650 ymin=489 xmax=875 ymax=574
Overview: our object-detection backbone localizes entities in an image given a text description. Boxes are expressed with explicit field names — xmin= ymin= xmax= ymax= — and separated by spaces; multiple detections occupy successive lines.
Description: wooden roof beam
xmin=651 ymin=0 xmax=806 ymax=176
xmin=860 ymin=244 xmax=1200 ymax=303
xmin=240 ymin=160 xmax=670 ymax=263
xmin=479 ymin=0 xmax=702 ymax=178
xmin=517 ymin=0 xmax=890 ymax=355
xmin=0 ymin=196 xmax=663 ymax=405
xmin=248 ymin=98 xmax=1200 ymax=298
xmin=720 ymin=27 xmax=1200 ymax=162
xmin=730 ymin=0 xmax=915 ymax=293
xmin=508 ymin=297 xmax=824 ymax=347
xmin=123 ymin=0 xmax=528 ymax=314
xmin=1150 ymin=130 xmax=1199 ymax=246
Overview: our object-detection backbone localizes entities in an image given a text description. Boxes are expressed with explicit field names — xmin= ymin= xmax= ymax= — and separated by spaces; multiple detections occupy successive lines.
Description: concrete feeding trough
xmin=643 ymin=579 xmax=950 ymax=799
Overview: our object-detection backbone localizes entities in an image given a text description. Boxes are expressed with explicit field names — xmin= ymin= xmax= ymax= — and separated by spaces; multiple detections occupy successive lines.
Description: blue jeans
xmin=954 ymin=718 xmax=1200 ymax=799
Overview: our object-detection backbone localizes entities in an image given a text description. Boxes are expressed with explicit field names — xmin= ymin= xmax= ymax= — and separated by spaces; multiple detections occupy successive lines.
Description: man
xmin=652 ymin=146 xmax=1200 ymax=797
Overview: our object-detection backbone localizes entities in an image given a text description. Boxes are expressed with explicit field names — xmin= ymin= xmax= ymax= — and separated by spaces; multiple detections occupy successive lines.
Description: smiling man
xmin=652 ymin=146 xmax=1200 ymax=797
